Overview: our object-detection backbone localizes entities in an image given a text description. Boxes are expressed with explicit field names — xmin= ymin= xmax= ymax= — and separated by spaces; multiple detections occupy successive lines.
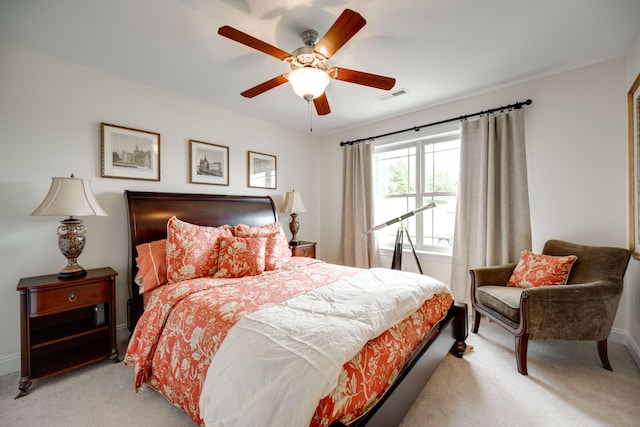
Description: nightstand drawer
xmin=29 ymin=281 xmax=109 ymax=317
xmin=290 ymin=241 xmax=316 ymax=258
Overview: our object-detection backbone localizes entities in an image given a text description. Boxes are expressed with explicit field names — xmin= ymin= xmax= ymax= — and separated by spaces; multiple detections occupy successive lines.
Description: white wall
xmin=0 ymin=41 xmax=318 ymax=374
xmin=319 ymin=56 xmax=635 ymax=354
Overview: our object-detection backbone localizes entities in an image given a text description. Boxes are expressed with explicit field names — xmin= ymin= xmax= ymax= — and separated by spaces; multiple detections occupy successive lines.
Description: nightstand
xmin=16 ymin=267 xmax=118 ymax=397
xmin=290 ymin=241 xmax=316 ymax=258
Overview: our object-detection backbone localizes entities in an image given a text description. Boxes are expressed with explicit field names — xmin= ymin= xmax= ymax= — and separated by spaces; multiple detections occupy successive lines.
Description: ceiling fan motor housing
xmin=288 ymin=45 xmax=328 ymax=71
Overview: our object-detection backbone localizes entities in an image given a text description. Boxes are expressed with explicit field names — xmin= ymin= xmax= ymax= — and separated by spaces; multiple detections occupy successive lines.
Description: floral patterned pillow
xmin=166 ymin=216 xmax=234 ymax=283
xmin=507 ymin=250 xmax=577 ymax=288
xmin=214 ymin=236 xmax=267 ymax=278
xmin=134 ymin=239 xmax=167 ymax=294
xmin=234 ymin=222 xmax=292 ymax=270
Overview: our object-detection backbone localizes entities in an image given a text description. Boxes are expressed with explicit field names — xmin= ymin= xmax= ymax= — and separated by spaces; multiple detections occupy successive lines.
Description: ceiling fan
xmin=218 ymin=9 xmax=396 ymax=116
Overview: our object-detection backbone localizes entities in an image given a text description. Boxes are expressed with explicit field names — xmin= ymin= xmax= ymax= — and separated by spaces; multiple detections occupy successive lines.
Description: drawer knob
xmin=68 ymin=291 xmax=77 ymax=302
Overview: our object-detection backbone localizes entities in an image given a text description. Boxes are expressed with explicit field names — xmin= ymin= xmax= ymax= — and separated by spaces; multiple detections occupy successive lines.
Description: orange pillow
xmin=214 ymin=236 xmax=267 ymax=278
xmin=507 ymin=250 xmax=577 ymax=288
xmin=234 ymin=222 xmax=292 ymax=270
xmin=166 ymin=216 xmax=234 ymax=283
xmin=134 ymin=239 xmax=167 ymax=294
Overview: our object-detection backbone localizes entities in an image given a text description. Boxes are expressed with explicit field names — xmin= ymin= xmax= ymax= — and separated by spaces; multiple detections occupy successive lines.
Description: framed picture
xmin=101 ymin=123 xmax=160 ymax=181
xmin=189 ymin=140 xmax=229 ymax=186
xmin=628 ymin=72 xmax=640 ymax=259
xmin=247 ymin=151 xmax=277 ymax=189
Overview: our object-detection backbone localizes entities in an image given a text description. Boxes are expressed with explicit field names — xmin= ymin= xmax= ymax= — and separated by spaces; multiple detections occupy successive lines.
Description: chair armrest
xmin=522 ymin=280 xmax=621 ymax=302
xmin=469 ymin=263 xmax=518 ymax=287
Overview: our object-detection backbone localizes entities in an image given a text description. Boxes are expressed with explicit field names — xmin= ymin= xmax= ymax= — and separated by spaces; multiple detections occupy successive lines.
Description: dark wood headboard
xmin=124 ymin=190 xmax=278 ymax=332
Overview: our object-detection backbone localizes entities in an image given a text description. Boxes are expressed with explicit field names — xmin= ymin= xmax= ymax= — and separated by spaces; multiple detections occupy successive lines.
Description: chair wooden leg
xmin=472 ymin=309 xmax=481 ymax=333
xmin=598 ymin=339 xmax=612 ymax=371
xmin=515 ymin=333 xmax=529 ymax=375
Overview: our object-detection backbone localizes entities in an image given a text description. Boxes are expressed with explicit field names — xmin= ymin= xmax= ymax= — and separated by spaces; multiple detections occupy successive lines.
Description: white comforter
xmin=199 ymin=268 xmax=450 ymax=427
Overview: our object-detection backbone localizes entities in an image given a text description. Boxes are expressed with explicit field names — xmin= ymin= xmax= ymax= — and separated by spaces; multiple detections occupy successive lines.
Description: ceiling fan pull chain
xmin=308 ymin=100 xmax=313 ymax=132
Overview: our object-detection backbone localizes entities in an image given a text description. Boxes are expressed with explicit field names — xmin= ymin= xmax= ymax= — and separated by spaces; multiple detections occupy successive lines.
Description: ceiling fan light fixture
xmin=288 ymin=67 xmax=330 ymax=101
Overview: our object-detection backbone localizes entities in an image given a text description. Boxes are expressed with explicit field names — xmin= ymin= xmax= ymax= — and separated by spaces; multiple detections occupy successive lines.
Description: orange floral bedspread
xmin=124 ymin=258 xmax=453 ymax=426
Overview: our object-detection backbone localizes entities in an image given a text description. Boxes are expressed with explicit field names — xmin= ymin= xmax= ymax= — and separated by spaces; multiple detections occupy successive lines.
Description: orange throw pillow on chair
xmin=507 ymin=250 xmax=577 ymax=288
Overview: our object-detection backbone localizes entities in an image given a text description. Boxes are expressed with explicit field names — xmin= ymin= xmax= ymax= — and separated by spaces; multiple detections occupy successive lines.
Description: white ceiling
xmin=2 ymin=0 xmax=639 ymax=136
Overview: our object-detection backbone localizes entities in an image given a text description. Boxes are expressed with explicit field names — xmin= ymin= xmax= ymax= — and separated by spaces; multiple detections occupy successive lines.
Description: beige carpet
xmin=2 ymin=319 xmax=639 ymax=426
xmin=400 ymin=320 xmax=640 ymax=427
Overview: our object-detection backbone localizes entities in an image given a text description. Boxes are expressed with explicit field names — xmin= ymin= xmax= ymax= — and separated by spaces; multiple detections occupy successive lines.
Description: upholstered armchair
xmin=470 ymin=240 xmax=630 ymax=375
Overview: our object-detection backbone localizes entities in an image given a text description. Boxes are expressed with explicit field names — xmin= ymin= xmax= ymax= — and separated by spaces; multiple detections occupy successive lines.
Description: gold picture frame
xmin=247 ymin=151 xmax=277 ymax=189
xmin=189 ymin=140 xmax=229 ymax=186
xmin=101 ymin=123 xmax=160 ymax=181
xmin=628 ymin=72 xmax=640 ymax=259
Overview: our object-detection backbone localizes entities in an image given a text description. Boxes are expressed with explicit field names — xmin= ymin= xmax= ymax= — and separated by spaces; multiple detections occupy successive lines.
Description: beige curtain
xmin=450 ymin=109 xmax=531 ymax=303
xmin=339 ymin=142 xmax=380 ymax=268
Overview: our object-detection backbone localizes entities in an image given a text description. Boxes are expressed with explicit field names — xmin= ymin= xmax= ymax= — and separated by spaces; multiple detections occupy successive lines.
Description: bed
xmin=123 ymin=190 xmax=467 ymax=427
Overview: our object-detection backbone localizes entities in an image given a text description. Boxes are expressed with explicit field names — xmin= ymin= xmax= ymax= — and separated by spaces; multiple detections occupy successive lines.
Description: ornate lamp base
xmin=288 ymin=212 xmax=300 ymax=245
xmin=57 ymin=217 xmax=87 ymax=278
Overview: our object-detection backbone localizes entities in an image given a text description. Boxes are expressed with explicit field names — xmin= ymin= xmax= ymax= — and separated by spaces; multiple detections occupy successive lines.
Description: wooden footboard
xmin=331 ymin=301 xmax=468 ymax=427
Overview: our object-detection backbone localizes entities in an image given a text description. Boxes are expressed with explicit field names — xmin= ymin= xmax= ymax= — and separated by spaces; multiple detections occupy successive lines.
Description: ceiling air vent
xmin=376 ymin=88 xmax=408 ymax=101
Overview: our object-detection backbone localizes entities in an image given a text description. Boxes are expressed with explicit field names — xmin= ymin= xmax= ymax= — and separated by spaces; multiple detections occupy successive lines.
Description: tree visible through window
xmin=373 ymin=125 xmax=460 ymax=253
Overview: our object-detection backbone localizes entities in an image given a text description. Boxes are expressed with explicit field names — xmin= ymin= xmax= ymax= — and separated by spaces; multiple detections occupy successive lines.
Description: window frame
xmin=373 ymin=123 xmax=461 ymax=254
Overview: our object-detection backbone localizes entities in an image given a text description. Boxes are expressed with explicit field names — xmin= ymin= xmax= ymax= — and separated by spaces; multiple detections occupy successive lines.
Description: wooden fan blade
xmin=241 ymin=75 xmax=288 ymax=98
xmin=332 ymin=67 xmax=396 ymax=90
xmin=315 ymin=9 xmax=366 ymax=59
xmin=218 ymin=25 xmax=291 ymax=61
xmin=313 ymin=93 xmax=331 ymax=116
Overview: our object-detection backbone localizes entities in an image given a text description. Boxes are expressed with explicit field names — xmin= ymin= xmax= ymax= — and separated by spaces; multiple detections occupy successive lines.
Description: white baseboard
xmin=116 ymin=323 xmax=130 ymax=344
xmin=610 ymin=327 xmax=640 ymax=367
xmin=0 ymin=323 xmax=130 ymax=377
xmin=0 ymin=352 xmax=19 ymax=377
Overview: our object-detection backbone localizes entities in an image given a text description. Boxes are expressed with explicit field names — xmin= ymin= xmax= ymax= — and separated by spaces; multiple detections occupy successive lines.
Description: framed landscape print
xmin=247 ymin=151 xmax=277 ymax=189
xmin=189 ymin=140 xmax=229 ymax=186
xmin=628 ymin=72 xmax=640 ymax=259
xmin=101 ymin=123 xmax=160 ymax=181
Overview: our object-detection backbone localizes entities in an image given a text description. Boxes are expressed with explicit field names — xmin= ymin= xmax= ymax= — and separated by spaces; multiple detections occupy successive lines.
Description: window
xmin=373 ymin=124 xmax=460 ymax=253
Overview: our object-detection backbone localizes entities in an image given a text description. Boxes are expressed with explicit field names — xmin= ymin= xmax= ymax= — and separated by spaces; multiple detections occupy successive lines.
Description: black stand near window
xmin=391 ymin=225 xmax=423 ymax=274
xmin=365 ymin=202 xmax=435 ymax=274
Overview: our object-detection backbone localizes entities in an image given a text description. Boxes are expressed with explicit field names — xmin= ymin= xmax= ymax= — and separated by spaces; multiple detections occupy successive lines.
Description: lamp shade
xmin=280 ymin=190 xmax=306 ymax=214
xmin=32 ymin=175 xmax=107 ymax=217
xmin=288 ymin=67 xmax=330 ymax=101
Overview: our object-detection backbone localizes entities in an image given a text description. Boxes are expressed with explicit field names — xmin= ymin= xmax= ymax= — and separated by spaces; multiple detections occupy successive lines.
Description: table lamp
xmin=279 ymin=190 xmax=306 ymax=245
xmin=32 ymin=174 xmax=108 ymax=278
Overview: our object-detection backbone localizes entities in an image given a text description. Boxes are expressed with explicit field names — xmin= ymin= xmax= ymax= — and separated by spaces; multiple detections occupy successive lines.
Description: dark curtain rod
xmin=339 ymin=99 xmax=532 ymax=146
